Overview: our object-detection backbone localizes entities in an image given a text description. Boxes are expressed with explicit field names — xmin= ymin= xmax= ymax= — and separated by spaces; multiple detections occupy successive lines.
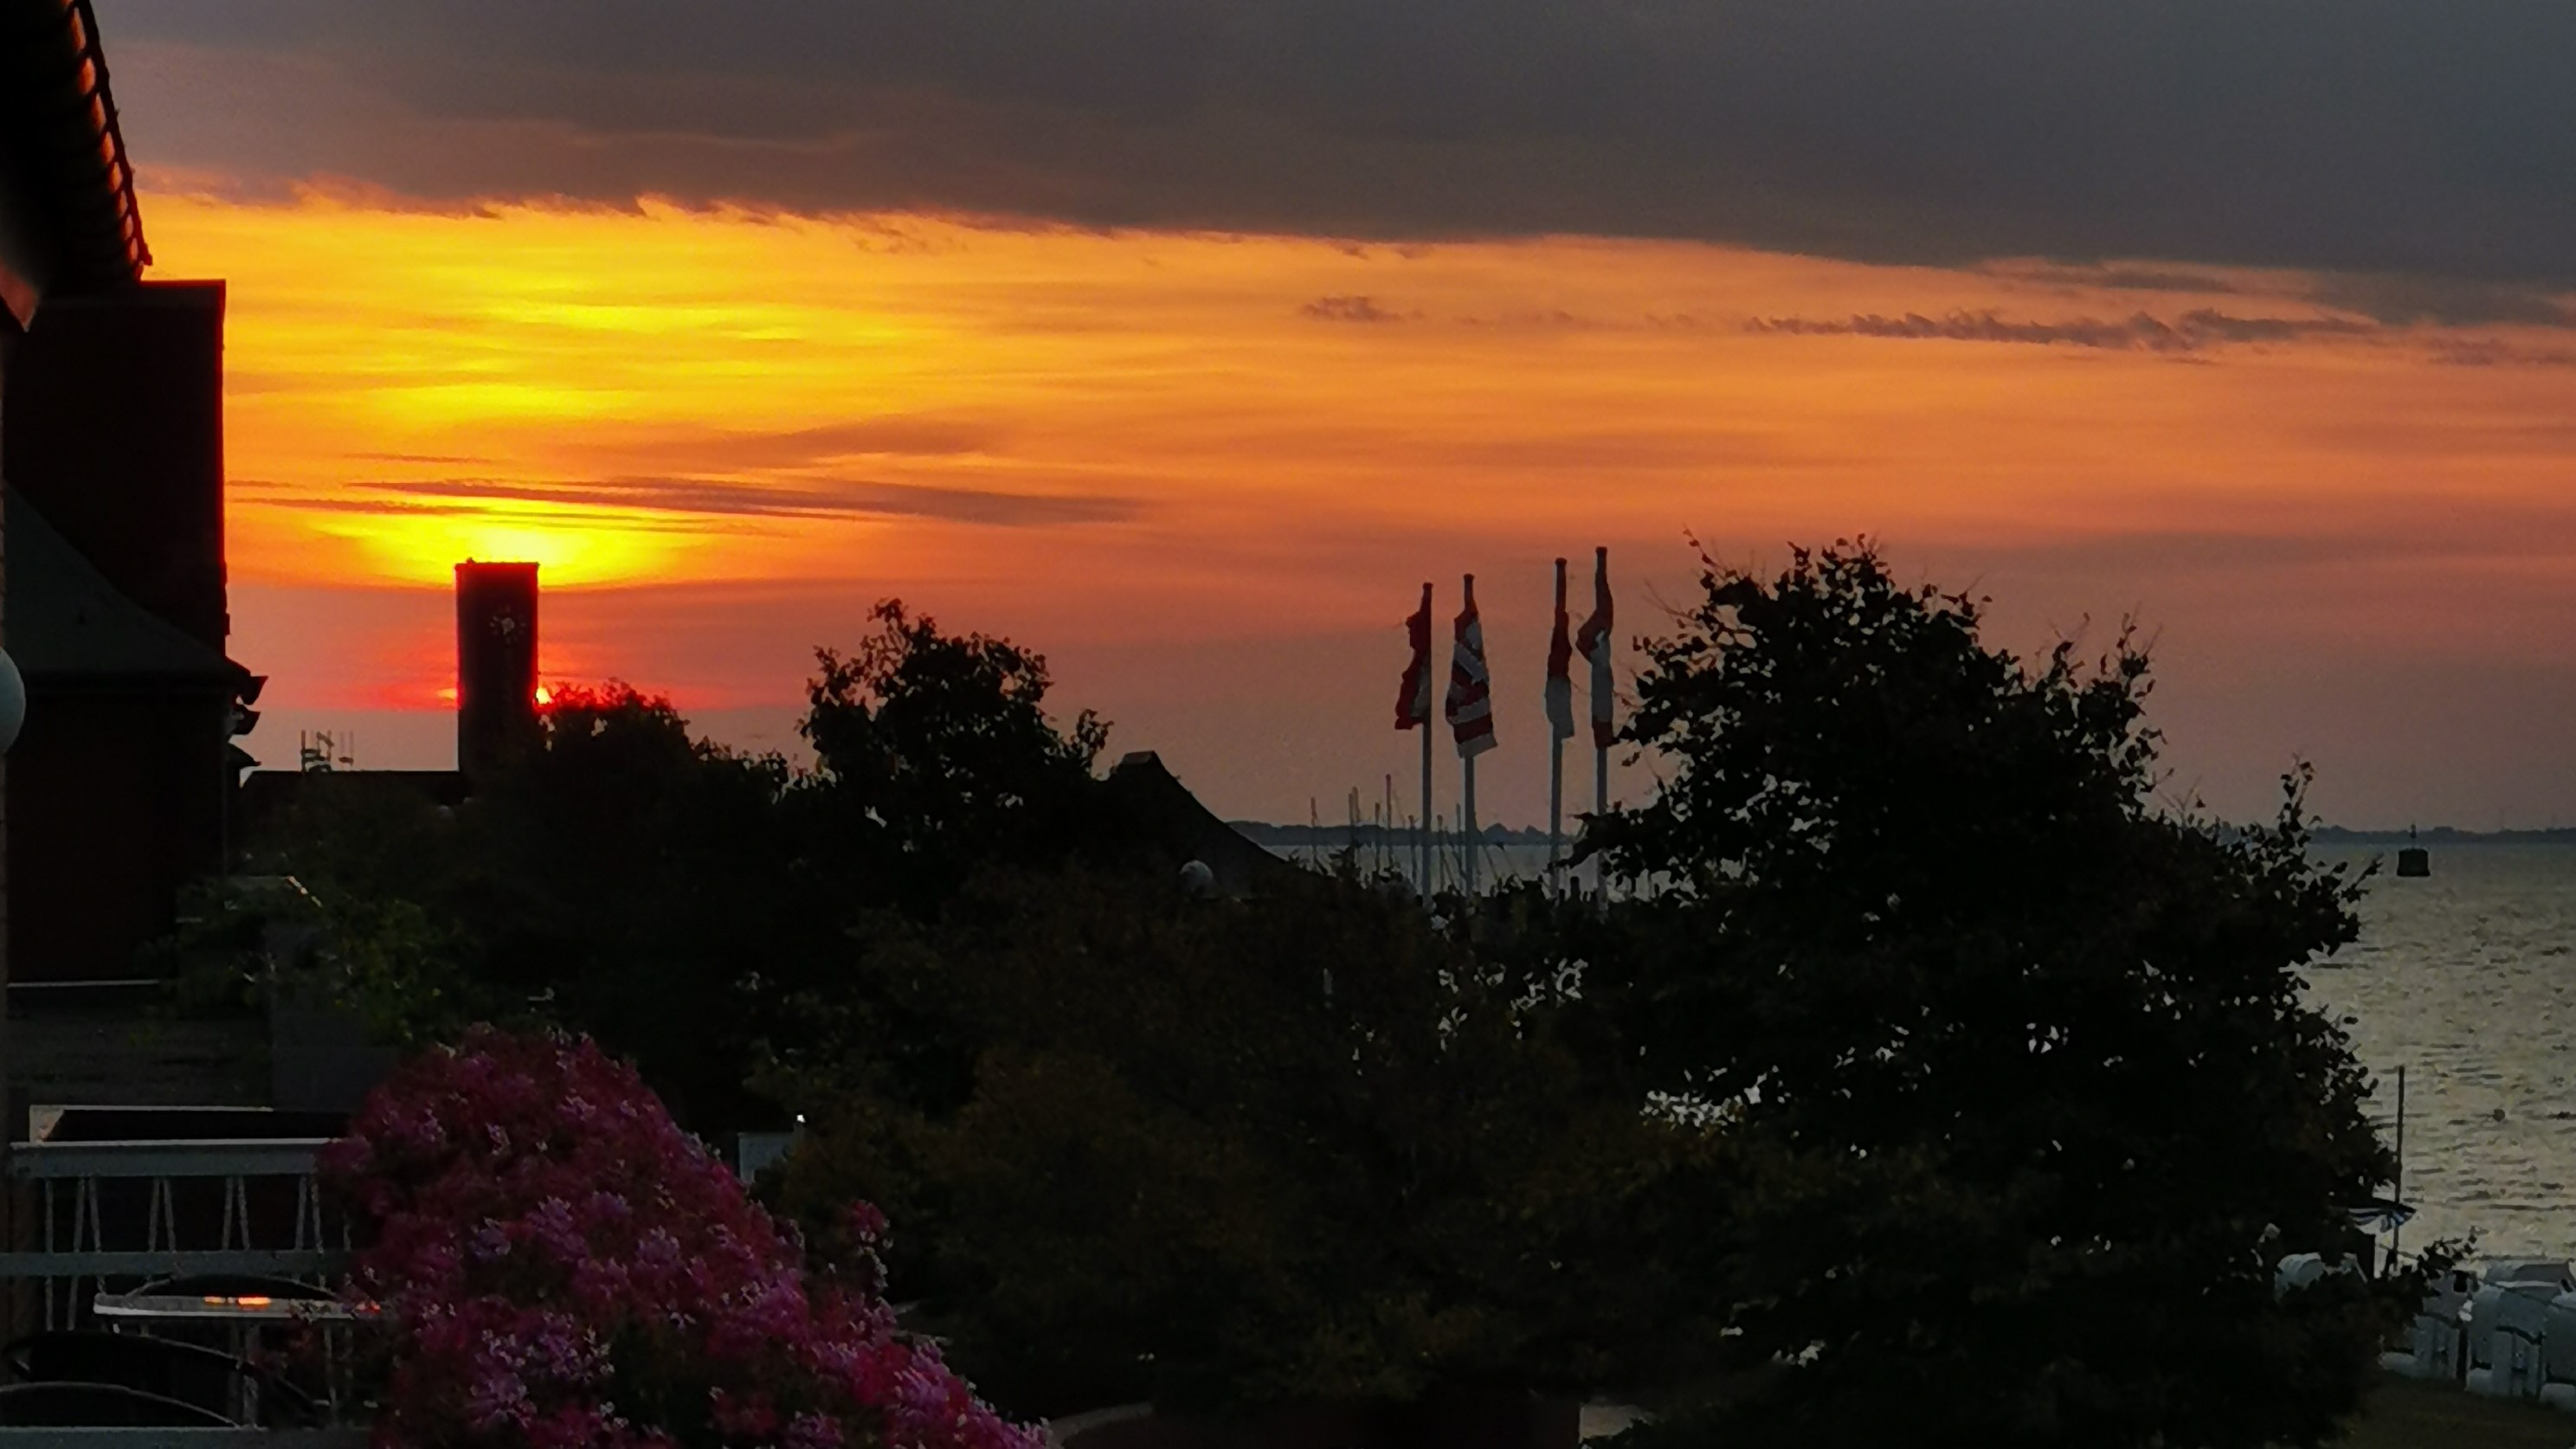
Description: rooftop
xmin=4 ymin=487 xmax=241 ymax=686
xmin=0 ymin=0 xmax=147 ymax=318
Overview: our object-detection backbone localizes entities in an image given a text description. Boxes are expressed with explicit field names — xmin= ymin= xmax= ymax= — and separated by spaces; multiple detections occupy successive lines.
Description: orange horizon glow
xmin=145 ymin=180 xmax=2576 ymax=824
xmin=171 ymin=187 xmax=2576 ymax=593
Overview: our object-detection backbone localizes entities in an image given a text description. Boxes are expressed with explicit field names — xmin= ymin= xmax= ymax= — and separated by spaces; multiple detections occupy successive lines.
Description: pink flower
xmin=466 ymin=1358 xmax=534 ymax=1432
xmin=326 ymin=1028 xmax=1039 ymax=1449
xmin=469 ymin=1221 xmax=513 ymax=1263
xmin=843 ymin=1201 xmax=889 ymax=1247
xmin=525 ymin=1198 xmax=585 ymax=1263
xmin=784 ymin=1412 xmax=844 ymax=1449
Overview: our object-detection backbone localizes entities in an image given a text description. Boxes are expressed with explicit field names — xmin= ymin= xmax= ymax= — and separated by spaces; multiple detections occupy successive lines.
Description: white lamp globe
xmin=0 ymin=647 xmax=23 ymax=755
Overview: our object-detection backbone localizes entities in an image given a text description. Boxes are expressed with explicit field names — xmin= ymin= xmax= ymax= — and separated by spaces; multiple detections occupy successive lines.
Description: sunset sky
xmin=88 ymin=0 xmax=2576 ymax=828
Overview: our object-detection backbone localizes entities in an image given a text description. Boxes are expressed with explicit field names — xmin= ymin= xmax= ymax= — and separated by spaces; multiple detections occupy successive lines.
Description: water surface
xmin=2305 ymin=843 xmax=2576 ymax=1261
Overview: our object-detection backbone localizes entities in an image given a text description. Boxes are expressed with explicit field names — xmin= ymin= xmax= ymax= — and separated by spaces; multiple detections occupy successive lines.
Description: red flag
xmin=1446 ymin=574 xmax=1497 ymax=757
xmin=1394 ymin=583 xmax=1435 ymax=730
xmin=1572 ymin=546 xmax=1614 ymax=748
xmin=1545 ymin=558 xmax=1575 ymax=741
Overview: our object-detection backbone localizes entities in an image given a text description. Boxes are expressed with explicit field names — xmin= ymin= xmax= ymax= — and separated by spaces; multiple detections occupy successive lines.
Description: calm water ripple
xmin=2302 ymin=844 xmax=2576 ymax=1261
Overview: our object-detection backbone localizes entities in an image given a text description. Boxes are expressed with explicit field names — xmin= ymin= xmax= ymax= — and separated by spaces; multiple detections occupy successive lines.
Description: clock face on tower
xmin=456 ymin=564 xmax=541 ymax=781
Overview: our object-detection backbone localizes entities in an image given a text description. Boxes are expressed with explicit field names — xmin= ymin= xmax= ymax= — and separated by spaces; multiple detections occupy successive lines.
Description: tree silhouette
xmin=1584 ymin=542 xmax=2409 ymax=1449
xmin=802 ymin=600 xmax=1108 ymax=911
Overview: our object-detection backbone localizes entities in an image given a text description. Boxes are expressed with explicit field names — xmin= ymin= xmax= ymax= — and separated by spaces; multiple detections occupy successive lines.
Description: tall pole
xmin=1463 ymin=750 xmax=1479 ymax=898
xmin=1593 ymin=740 xmax=1608 ymax=899
xmin=1548 ymin=741 xmax=1565 ymax=894
xmin=1453 ymin=570 xmax=1493 ymax=898
xmin=1582 ymin=545 xmax=1613 ymax=902
xmin=1420 ymin=717 xmax=1434 ymax=895
xmin=1383 ymin=774 xmax=1394 ymax=877
xmin=1401 ymin=580 xmax=1437 ymax=898
xmin=1549 ymin=557 xmax=1568 ymax=894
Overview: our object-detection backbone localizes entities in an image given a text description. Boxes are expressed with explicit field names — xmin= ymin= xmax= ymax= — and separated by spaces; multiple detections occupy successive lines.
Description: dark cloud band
xmin=100 ymin=0 xmax=2576 ymax=284
xmin=242 ymin=474 xmax=1141 ymax=528
xmin=1746 ymin=308 xmax=2374 ymax=353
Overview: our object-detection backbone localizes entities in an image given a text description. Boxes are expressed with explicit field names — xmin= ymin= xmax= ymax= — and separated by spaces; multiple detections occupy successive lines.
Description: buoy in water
xmin=2397 ymin=825 xmax=2431 ymax=878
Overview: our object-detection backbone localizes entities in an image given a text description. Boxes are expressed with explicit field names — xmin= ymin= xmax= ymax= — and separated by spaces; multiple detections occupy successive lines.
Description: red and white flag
xmin=1545 ymin=559 xmax=1576 ymax=741
xmin=1572 ymin=546 xmax=1614 ymax=749
xmin=1446 ymin=574 xmax=1497 ymax=758
xmin=1394 ymin=583 xmax=1435 ymax=730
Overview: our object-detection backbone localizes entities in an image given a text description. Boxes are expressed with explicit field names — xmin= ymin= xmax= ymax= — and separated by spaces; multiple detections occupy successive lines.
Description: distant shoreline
xmin=2310 ymin=826 xmax=2576 ymax=846
xmin=1230 ymin=821 xmax=1558 ymax=847
xmin=1231 ymin=821 xmax=2576 ymax=847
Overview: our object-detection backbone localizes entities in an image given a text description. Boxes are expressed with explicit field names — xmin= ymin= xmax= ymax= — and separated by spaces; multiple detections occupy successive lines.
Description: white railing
xmin=0 ymin=1140 xmax=349 ymax=1333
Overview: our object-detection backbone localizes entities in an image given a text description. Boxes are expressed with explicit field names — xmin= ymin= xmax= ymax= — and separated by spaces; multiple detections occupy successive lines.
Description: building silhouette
xmin=3 ymin=284 xmax=257 ymax=981
xmin=2 ymin=2 xmax=262 ymax=991
xmin=456 ymin=561 xmax=539 ymax=784
xmin=0 ymin=14 xmax=377 ymax=1374
xmin=235 ymin=563 xmax=542 ymax=834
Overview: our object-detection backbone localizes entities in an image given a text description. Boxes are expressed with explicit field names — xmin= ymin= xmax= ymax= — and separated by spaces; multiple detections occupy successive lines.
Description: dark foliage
xmin=241 ymin=601 xmax=1111 ymax=1132
xmin=238 ymin=686 xmax=815 ymax=1127
xmin=800 ymin=600 xmax=1108 ymax=911
xmin=236 ymin=555 xmax=2415 ymax=1442
xmin=1580 ymin=542 xmax=2411 ymax=1449
xmin=764 ymin=866 xmax=1710 ymax=1419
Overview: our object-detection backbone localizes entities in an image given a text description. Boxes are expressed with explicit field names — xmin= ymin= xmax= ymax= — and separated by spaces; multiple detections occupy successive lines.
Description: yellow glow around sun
xmin=141 ymin=182 xmax=2576 ymax=660
xmin=318 ymin=509 xmax=685 ymax=587
xmin=142 ymin=178 xmax=2576 ymax=832
xmin=151 ymin=192 xmax=957 ymax=588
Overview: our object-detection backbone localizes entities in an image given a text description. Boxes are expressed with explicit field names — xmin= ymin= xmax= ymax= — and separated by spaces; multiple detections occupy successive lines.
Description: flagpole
xmin=1549 ymin=557 xmax=1568 ymax=893
xmin=1420 ymin=715 xmax=1433 ymax=896
xmin=1549 ymin=744 xmax=1564 ymax=894
xmin=1589 ymin=546 xmax=1611 ymax=901
xmin=1395 ymin=580 xmax=1438 ymax=898
xmin=1593 ymin=737 xmax=1608 ymax=900
xmin=1463 ymin=750 xmax=1479 ymax=897
xmin=1460 ymin=570 xmax=1479 ymax=898
xmin=1446 ymin=570 xmax=1495 ymax=898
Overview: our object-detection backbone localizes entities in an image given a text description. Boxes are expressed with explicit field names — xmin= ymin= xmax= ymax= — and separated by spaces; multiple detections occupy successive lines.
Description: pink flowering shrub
xmin=320 ymin=1028 xmax=1039 ymax=1449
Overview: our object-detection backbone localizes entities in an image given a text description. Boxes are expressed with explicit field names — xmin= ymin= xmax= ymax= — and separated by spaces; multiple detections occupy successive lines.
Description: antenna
xmin=298 ymin=729 xmax=359 ymax=773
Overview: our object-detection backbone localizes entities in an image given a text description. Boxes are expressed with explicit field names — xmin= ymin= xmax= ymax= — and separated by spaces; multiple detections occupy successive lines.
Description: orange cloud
xmin=147 ymin=185 xmax=2576 ymax=825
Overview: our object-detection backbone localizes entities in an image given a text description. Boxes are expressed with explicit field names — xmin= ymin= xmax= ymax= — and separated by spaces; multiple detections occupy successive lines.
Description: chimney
xmin=455 ymin=562 xmax=538 ymax=783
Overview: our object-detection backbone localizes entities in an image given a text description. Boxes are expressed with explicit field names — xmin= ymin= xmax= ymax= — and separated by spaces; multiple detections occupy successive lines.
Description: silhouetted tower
xmin=455 ymin=562 xmax=538 ymax=783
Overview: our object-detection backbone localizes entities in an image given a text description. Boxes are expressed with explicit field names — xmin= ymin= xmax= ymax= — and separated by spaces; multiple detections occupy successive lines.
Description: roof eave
xmin=1 ymin=0 xmax=149 ymax=304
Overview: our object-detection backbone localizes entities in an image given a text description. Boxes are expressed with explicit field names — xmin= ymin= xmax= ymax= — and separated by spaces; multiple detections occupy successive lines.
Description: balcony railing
xmin=0 ymin=1133 xmax=364 ymax=1443
xmin=0 ymin=1139 xmax=350 ymax=1334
